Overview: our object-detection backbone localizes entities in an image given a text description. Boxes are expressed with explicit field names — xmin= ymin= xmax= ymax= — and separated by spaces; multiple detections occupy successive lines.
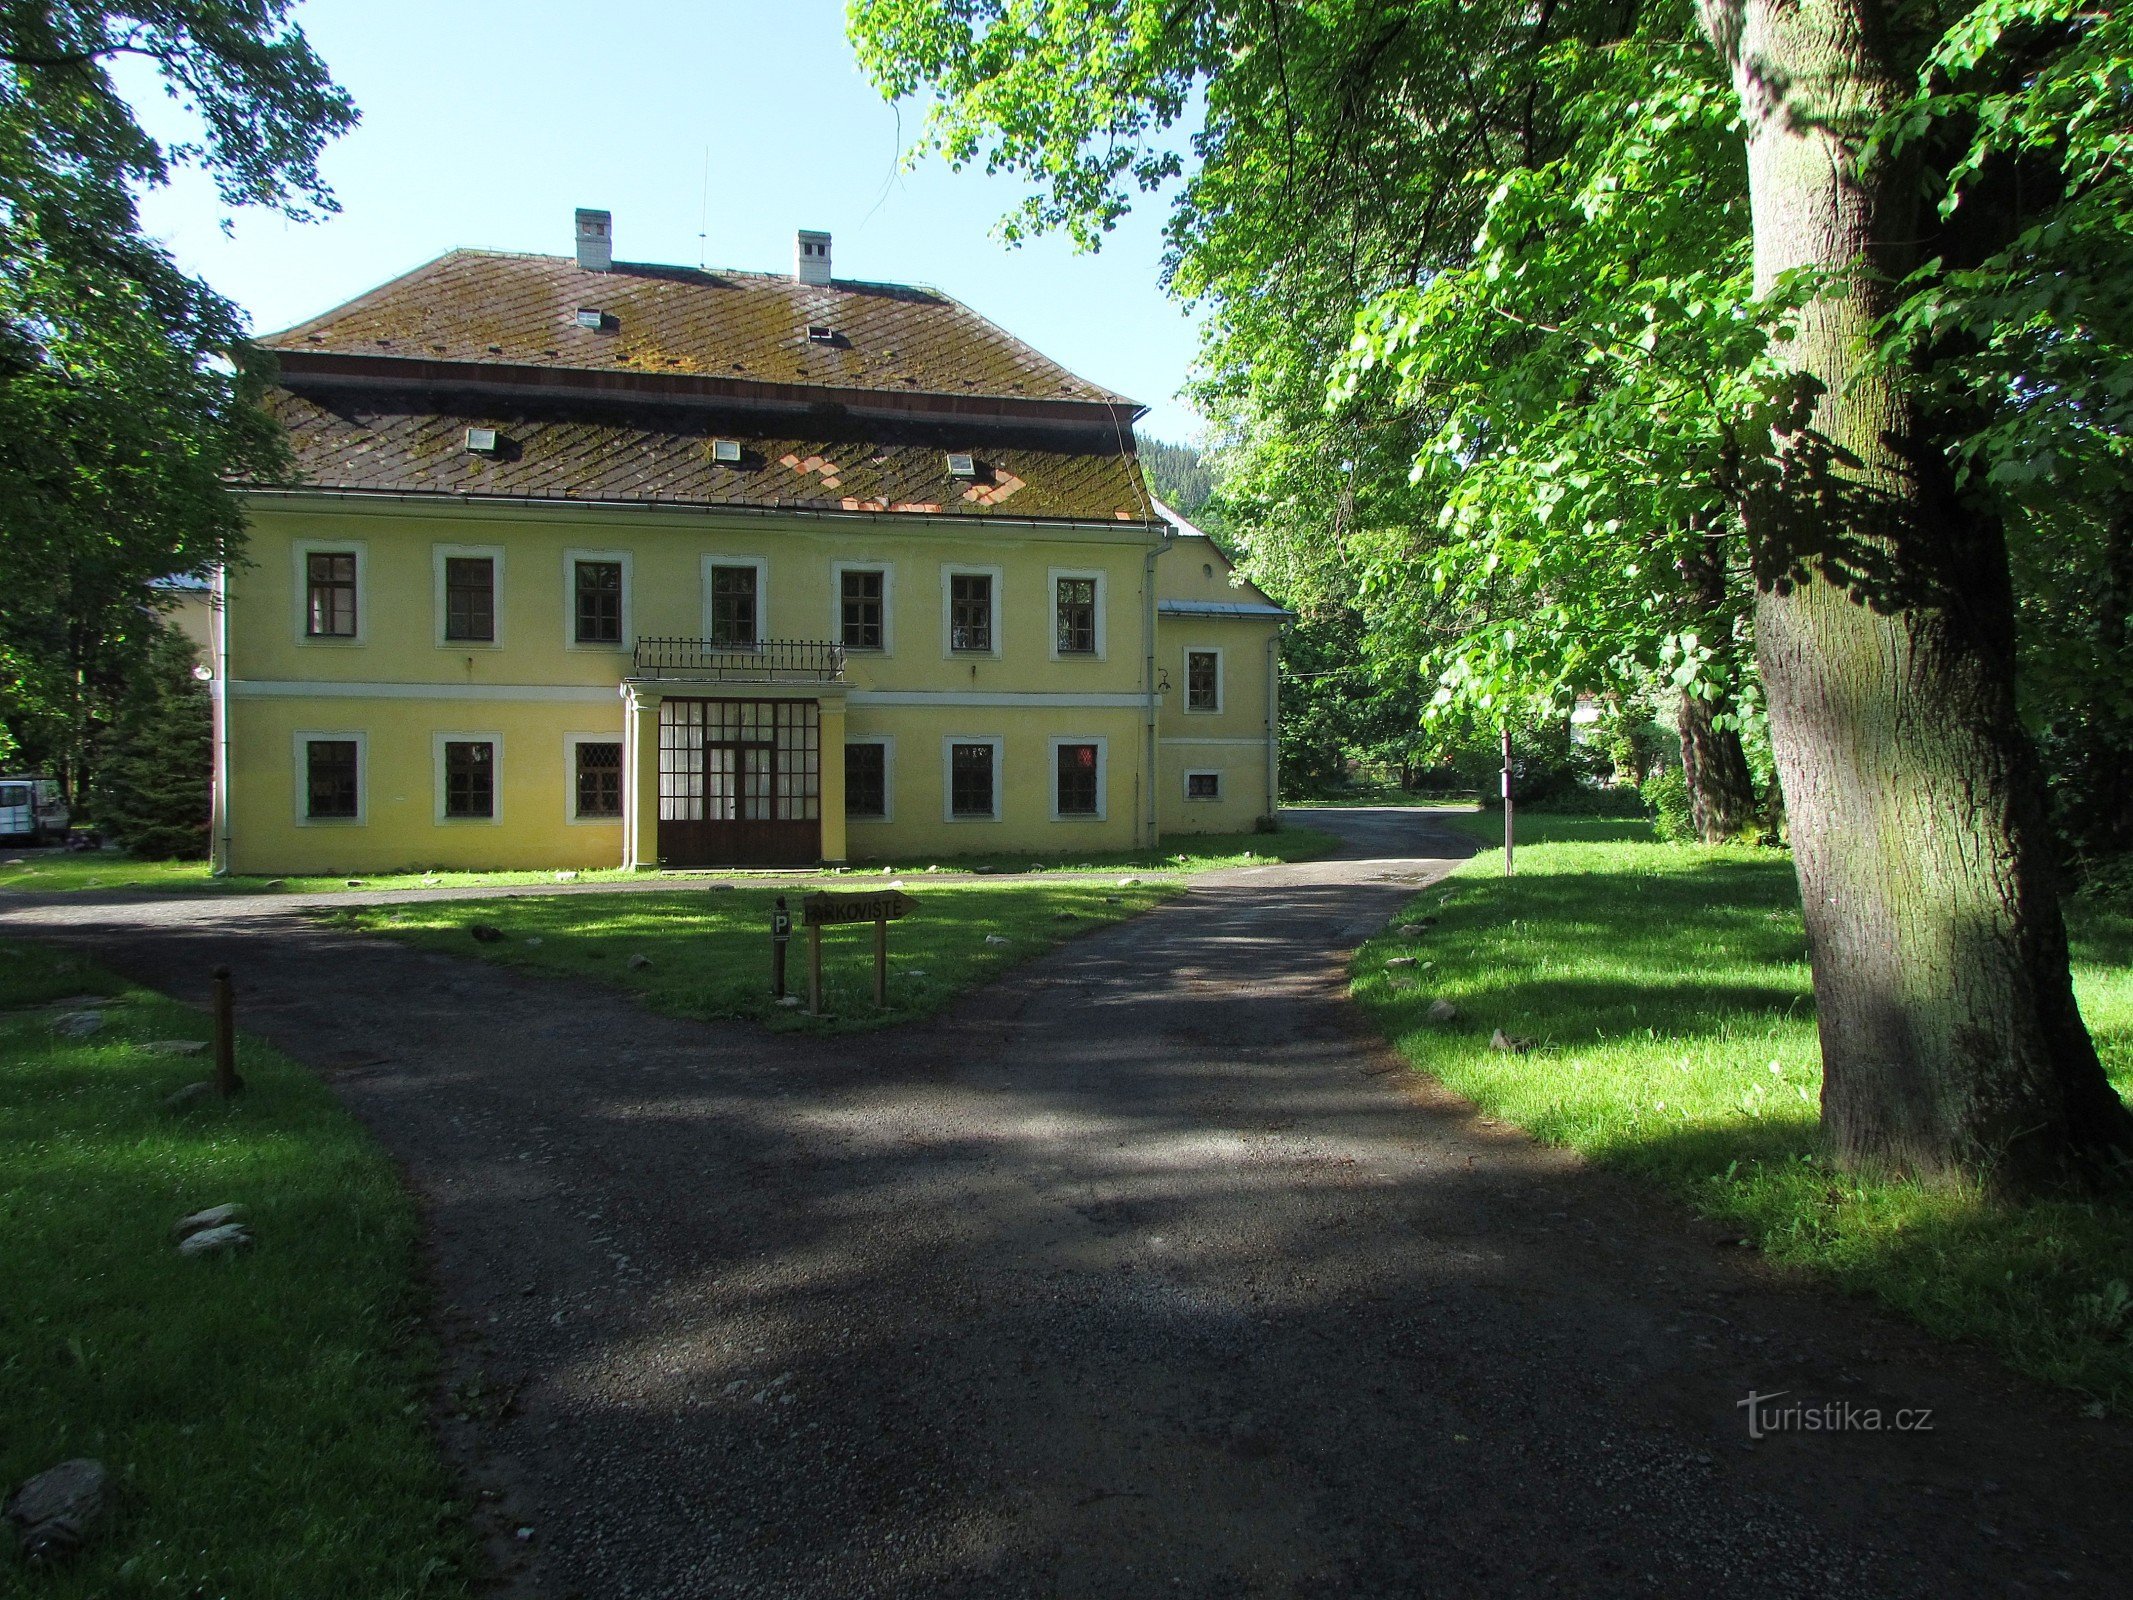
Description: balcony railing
xmin=631 ymin=637 xmax=846 ymax=684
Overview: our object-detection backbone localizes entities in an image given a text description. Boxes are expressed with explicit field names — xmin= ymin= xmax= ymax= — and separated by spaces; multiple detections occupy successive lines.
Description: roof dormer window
xmin=806 ymin=324 xmax=836 ymax=344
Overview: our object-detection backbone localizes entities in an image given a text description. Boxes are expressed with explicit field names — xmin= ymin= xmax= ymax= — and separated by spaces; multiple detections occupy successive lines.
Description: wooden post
xmin=873 ymin=916 xmax=888 ymax=1008
xmin=807 ymin=924 xmax=824 ymax=1016
xmin=210 ymin=965 xmax=241 ymax=1097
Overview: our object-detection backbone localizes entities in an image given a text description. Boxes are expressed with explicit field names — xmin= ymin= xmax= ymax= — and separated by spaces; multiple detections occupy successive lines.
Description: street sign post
xmin=799 ymin=890 xmax=915 ymax=1015
xmin=770 ymin=896 xmax=792 ymax=999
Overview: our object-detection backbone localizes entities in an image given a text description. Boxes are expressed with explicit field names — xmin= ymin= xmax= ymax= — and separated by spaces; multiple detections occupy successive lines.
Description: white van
xmin=0 ymin=776 xmax=68 ymax=844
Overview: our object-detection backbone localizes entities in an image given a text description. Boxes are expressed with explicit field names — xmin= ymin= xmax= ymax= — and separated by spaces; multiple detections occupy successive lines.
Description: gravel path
xmin=10 ymin=807 xmax=2131 ymax=1597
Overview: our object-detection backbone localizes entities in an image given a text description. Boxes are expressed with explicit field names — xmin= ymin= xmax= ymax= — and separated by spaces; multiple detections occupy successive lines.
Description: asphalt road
xmin=11 ymin=807 xmax=2131 ymax=1597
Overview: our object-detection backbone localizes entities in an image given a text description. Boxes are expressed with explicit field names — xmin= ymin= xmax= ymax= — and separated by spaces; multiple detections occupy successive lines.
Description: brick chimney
xmin=794 ymin=229 xmax=831 ymax=287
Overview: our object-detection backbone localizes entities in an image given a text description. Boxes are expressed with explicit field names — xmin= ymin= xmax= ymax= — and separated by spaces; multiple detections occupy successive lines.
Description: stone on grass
xmin=262 ymin=878 xmax=287 ymax=890
xmin=1103 ymin=895 xmax=1122 ymax=904
xmin=142 ymin=1039 xmax=207 ymax=1056
xmin=1385 ymin=956 xmax=1417 ymax=970
xmin=524 ymin=937 xmax=543 ymax=948
xmin=627 ymin=954 xmax=653 ymax=970
xmin=49 ymin=1011 xmax=104 ymax=1039
xmin=172 ymin=1203 xmax=243 ymax=1242
xmin=163 ymin=1080 xmax=217 ymax=1113
xmin=904 ymin=969 xmax=927 ymax=979
xmin=1490 ymin=1028 xmax=1534 ymax=1055
xmin=468 ymin=923 xmax=506 ymax=944
xmin=554 ymin=870 xmax=579 ymax=882
xmin=1117 ymin=877 xmax=1142 ymax=888
xmin=4 ymin=1458 xmax=106 ymax=1564
xmin=1055 ymin=911 xmax=1079 ymax=922
xmin=177 ymin=1222 xmax=252 ymax=1257
xmin=775 ymin=995 xmax=803 ymax=1009
xmin=984 ymin=934 xmax=1011 ymax=947
xmin=1427 ymin=999 xmax=1460 ymax=1024
xmin=1397 ymin=923 xmax=1431 ymax=937
xmin=1028 ymin=863 xmax=1046 ymax=874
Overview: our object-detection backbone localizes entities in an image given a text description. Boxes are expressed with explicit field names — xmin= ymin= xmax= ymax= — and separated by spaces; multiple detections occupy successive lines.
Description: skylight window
xmin=806 ymin=324 xmax=836 ymax=344
xmin=711 ymin=438 xmax=742 ymax=464
xmin=574 ymin=308 xmax=605 ymax=331
xmin=465 ymin=427 xmax=499 ymax=455
xmin=945 ymin=452 xmax=977 ymax=477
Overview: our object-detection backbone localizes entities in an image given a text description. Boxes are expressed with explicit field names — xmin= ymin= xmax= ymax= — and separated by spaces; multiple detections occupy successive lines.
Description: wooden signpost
xmin=798 ymin=889 xmax=914 ymax=1014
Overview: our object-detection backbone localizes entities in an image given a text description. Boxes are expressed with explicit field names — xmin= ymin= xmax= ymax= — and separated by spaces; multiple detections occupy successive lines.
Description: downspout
xmin=1265 ymin=622 xmax=1285 ymax=824
xmin=210 ymin=563 xmax=232 ymax=875
xmin=1142 ymin=524 xmax=1177 ymax=849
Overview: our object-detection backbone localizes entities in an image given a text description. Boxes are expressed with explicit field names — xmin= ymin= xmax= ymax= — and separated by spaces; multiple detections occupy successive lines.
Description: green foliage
xmin=88 ymin=625 xmax=211 ymax=856
xmin=1137 ymin=435 xmax=1217 ymax=520
xmin=0 ymin=3 xmax=355 ymax=789
xmin=1641 ymin=765 xmax=1694 ymax=844
xmin=0 ymin=939 xmax=474 ymax=1595
xmin=1351 ymin=815 xmax=2133 ymax=1411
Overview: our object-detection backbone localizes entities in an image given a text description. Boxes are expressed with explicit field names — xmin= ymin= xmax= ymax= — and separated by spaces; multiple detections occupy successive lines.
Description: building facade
xmin=205 ymin=216 xmax=1285 ymax=874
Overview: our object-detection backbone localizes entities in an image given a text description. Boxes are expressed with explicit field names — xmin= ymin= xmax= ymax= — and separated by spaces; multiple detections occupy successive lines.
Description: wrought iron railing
xmin=631 ymin=638 xmax=846 ymax=683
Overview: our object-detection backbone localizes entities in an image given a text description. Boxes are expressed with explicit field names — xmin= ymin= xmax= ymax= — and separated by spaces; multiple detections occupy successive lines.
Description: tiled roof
xmin=257 ymin=250 xmax=1132 ymax=409
xmin=254 ymin=388 xmax=1158 ymax=524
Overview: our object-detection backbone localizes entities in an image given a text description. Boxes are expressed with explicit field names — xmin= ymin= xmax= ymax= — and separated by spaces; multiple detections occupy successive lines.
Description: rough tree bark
xmin=1698 ymin=0 xmax=2133 ymax=1191
xmin=1674 ymin=535 xmax=1758 ymax=842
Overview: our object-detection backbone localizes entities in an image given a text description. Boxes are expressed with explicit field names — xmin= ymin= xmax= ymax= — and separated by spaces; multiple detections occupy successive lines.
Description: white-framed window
xmin=942 ymin=735 xmax=1003 ymax=821
xmin=564 ymin=732 xmax=624 ymax=824
xmin=1048 ymin=568 xmax=1107 ymax=660
xmin=832 ymin=561 xmax=894 ymax=654
xmin=1184 ymin=646 xmax=1224 ymax=713
xmin=701 ymin=555 xmax=769 ymax=648
xmin=293 ymin=730 xmax=366 ymax=825
xmin=432 ymin=544 xmax=505 ymax=649
xmin=1184 ymin=769 xmax=1223 ymax=801
xmin=844 ymin=734 xmax=894 ymax=822
xmin=941 ymin=565 xmax=1003 ymax=657
xmin=565 ymin=548 xmax=632 ymax=650
xmin=433 ymin=732 xmax=504 ymax=824
xmin=292 ymin=538 xmax=367 ymax=646
xmin=1048 ymin=736 xmax=1107 ymax=821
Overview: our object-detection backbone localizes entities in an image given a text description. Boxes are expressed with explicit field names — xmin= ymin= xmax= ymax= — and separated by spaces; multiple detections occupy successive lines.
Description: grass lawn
xmin=1354 ymin=809 xmax=2133 ymax=1413
xmin=336 ymin=877 xmax=1177 ymax=1034
xmin=0 ymin=826 xmax=1333 ymax=898
xmin=0 ymin=940 xmax=471 ymax=1595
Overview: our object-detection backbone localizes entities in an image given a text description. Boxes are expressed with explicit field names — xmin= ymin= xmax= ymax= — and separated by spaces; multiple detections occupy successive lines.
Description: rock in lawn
xmin=904 ymin=969 xmax=927 ymax=979
xmin=1117 ymin=877 xmax=1142 ymax=888
xmin=1385 ymin=956 xmax=1417 ymax=970
xmin=1103 ymin=895 xmax=1122 ymax=904
xmin=554 ymin=870 xmax=579 ymax=882
xmin=1427 ymin=999 xmax=1460 ymax=1024
xmin=262 ymin=878 xmax=287 ymax=890
xmin=524 ymin=937 xmax=543 ymax=948
xmin=1397 ymin=922 xmax=1431 ymax=937
xmin=627 ymin=954 xmax=653 ymax=970
xmin=775 ymin=995 xmax=803 ymax=1009
xmin=162 ymin=1080 xmax=216 ymax=1113
xmin=1055 ymin=911 xmax=1079 ymax=922
xmin=49 ymin=1011 xmax=103 ymax=1039
xmin=1028 ymin=863 xmax=1046 ymax=874
xmin=1490 ymin=1028 xmax=1534 ymax=1055
xmin=172 ymin=1204 xmax=244 ymax=1242
xmin=177 ymin=1222 xmax=253 ymax=1258
xmin=468 ymin=923 xmax=506 ymax=944
xmin=142 ymin=1039 xmax=207 ymax=1056
xmin=4 ymin=1458 xmax=106 ymax=1564
xmin=984 ymin=934 xmax=1011 ymax=947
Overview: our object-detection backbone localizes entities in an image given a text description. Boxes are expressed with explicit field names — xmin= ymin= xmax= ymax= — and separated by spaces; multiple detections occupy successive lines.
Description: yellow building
xmin=205 ymin=214 xmax=1285 ymax=874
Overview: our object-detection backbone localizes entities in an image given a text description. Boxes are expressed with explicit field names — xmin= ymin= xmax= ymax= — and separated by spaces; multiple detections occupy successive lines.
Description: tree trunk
xmin=1676 ymin=689 xmax=1755 ymax=842
xmin=1700 ymin=0 xmax=2133 ymax=1191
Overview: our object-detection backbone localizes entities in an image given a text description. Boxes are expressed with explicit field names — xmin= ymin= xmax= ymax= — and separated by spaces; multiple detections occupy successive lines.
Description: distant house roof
xmin=257 ymin=250 xmax=1134 ymax=414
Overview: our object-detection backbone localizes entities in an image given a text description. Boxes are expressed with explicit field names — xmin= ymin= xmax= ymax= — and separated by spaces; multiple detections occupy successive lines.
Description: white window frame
xmin=1047 ymin=568 xmax=1108 ymax=662
xmin=941 ymin=565 xmax=1004 ymax=659
xmin=433 ymin=543 xmax=506 ymax=651
xmin=564 ymin=731 xmax=626 ymax=826
xmin=291 ymin=538 xmax=368 ymax=647
xmin=700 ymin=554 xmax=769 ymax=649
xmin=1183 ymin=768 xmax=1224 ymax=802
xmin=292 ymin=730 xmax=367 ymax=826
xmin=830 ymin=561 xmax=895 ymax=655
xmin=1183 ymin=645 xmax=1225 ymax=714
xmin=941 ymin=734 xmax=1004 ymax=822
xmin=433 ymin=731 xmax=505 ymax=825
xmin=1047 ymin=735 xmax=1108 ymax=822
xmin=843 ymin=733 xmax=895 ymax=824
xmin=563 ymin=548 xmax=632 ymax=652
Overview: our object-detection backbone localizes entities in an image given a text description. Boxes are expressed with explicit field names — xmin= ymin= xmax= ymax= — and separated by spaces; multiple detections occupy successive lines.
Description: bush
xmin=1642 ymin=766 xmax=1696 ymax=843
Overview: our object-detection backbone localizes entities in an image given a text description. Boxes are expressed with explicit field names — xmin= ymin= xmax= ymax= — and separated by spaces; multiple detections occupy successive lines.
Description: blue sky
xmin=130 ymin=0 xmax=1208 ymax=442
